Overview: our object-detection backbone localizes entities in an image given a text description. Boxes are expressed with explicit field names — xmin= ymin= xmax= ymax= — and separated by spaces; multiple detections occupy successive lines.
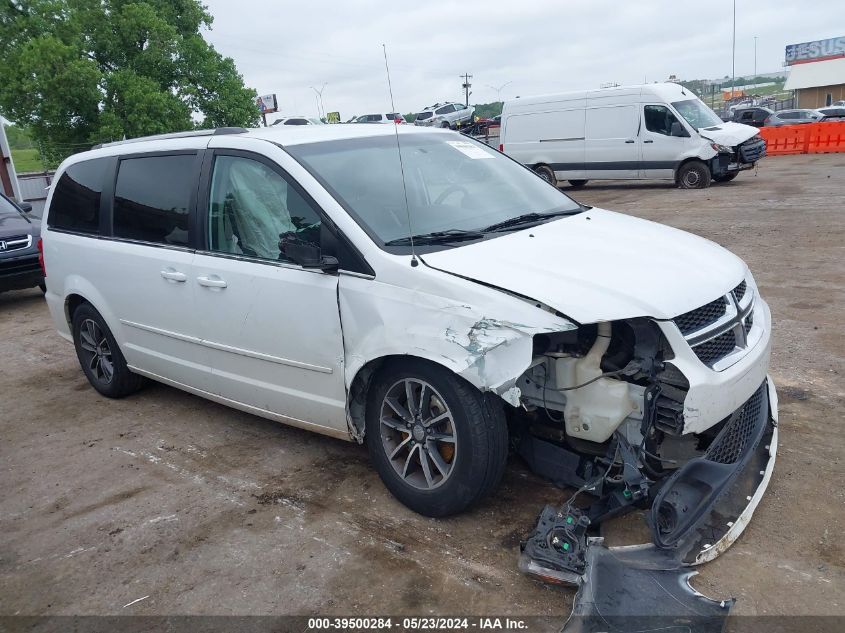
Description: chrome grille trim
xmin=0 ymin=234 xmax=32 ymax=252
xmin=676 ymin=279 xmax=758 ymax=370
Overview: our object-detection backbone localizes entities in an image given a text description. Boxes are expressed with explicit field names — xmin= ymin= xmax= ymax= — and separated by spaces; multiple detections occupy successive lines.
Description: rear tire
xmin=568 ymin=179 xmax=589 ymax=188
xmin=534 ymin=165 xmax=557 ymax=186
xmin=677 ymin=161 xmax=711 ymax=189
xmin=441 ymin=121 xmax=451 ymax=129
xmin=72 ymin=303 xmax=144 ymax=398
xmin=365 ymin=359 xmax=508 ymax=517
xmin=713 ymin=173 xmax=738 ymax=183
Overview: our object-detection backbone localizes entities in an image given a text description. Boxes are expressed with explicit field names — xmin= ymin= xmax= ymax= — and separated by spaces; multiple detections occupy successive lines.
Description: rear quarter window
xmin=48 ymin=159 xmax=108 ymax=234
xmin=113 ymin=154 xmax=197 ymax=246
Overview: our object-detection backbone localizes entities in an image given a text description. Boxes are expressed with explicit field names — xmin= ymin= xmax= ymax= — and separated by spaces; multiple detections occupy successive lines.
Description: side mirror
xmin=279 ymin=233 xmax=338 ymax=272
xmin=670 ymin=121 xmax=689 ymax=137
xmin=19 ymin=201 xmax=33 ymax=213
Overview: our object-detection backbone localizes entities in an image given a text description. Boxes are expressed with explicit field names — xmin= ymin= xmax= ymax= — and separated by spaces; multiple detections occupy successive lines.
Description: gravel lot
xmin=1 ymin=154 xmax=843 ymax=623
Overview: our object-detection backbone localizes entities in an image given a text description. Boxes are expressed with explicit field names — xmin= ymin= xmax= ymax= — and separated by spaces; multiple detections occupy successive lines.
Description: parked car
xmin=831 ymin=100 xmax=845 ymax=107
xmin=414 ymin=102 xmax=475 ymax=129
xmin=41 ymin=125 xmax=777 ymax=558
xmin=816 ymin=107 xmax=845 ymax=121
xmin=0 ymin=192 xmax=44 ymax=293
xmin=500 ymin=82 xmax=765 ymax=188
xmin=271 ymin=116 xmax=321 ymax=126
xmin=774 ymin=109 xmax=823 ymax=124
xmin=730 ymin=106 xmax=775 ymax=127
xmin=352 ymin=113 xmax=406 ymax=124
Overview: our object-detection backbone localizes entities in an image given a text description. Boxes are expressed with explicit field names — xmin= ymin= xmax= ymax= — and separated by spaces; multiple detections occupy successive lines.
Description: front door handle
xmin=197 ymin=275 xmax=227 ymax=289
xmin=160 ymin=269 xmax=187 ymax=282
xmin=643 ymin=139 xmax=654 ymax=143
xmin=624 ymin=139 xmax=635 ymax=143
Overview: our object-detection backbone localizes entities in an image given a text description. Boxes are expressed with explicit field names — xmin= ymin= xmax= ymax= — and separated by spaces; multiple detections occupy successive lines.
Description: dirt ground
xmin=1 ymin=154 xmax=843 ymax=624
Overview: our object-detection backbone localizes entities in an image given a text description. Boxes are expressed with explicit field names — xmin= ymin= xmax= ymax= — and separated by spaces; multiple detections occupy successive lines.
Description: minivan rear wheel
xmin=72 ymin=303 xmax=144 ymax=398
xmin=534 ymin=165 xmax=557 ymax=186
xmin=365 ymin=359 xmax=508 ymax=517
xmin=441 ymin=121 xmax=451 ymax=129
xmin=677 ymin=161 xmax=711 ymax=189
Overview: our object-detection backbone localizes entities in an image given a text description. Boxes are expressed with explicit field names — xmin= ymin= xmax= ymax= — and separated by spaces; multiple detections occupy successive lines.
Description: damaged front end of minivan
xmin=501 ymin=288 xmax=778 ymax=629
xmin=385 ymin=273 xmax=778 ymax=628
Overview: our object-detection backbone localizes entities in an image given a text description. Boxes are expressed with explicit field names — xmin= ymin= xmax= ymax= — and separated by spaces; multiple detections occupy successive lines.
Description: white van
xmin=500 ymin=83 xmax=766 ymax=189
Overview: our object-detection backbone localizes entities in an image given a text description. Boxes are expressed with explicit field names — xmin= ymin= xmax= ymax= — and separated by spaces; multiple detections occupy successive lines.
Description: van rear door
xmin=584 ymin=104 xmax=640 ymax=179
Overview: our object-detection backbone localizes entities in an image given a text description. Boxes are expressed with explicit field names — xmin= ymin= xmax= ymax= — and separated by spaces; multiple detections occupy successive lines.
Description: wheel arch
xmin=674 ymin=156 xmax=712 ymax=181
xmin=61 ymin=276 xmax=123 ymax=343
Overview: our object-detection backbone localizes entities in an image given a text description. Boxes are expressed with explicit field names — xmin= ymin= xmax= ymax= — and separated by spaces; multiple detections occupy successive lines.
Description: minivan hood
xmin=698 ymin=121 xmax=759 ymax=146
xmin=0 ymin=207 xmax=33 ymax=238
xmin=421 ymin=208 xmax=746 ymax=323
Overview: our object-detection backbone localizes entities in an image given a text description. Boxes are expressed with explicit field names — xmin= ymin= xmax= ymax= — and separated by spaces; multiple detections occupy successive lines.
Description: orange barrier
xmin=760 ymin=121 xmax=845 ymax=156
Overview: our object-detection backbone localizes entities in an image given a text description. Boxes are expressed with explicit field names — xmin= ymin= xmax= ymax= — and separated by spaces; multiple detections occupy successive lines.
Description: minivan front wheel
xmin=72 ymin=303 xmax=144 ymax=398
xmin=677 ymin=161 xmax=711 ymax=189
xmin=365 ymin=360 xmax=508 ymax=517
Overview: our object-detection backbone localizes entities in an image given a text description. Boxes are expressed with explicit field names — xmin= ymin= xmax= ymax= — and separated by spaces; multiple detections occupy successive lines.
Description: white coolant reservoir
xmin=550 ymin=323 xmax=637 ymax=443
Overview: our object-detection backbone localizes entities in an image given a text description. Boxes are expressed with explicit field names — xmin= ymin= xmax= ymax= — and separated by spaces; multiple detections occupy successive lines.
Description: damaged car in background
xmin=43 ymin=125 xmax=776 ymax=628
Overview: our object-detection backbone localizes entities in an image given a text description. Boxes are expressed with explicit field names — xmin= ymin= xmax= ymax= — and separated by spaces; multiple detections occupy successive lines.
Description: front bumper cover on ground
xmin=519 ymin=378 xmax=779 ymax=632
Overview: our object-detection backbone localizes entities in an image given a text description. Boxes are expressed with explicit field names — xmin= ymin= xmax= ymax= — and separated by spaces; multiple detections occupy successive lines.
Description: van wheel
xmin=568 ymin=180 xmax=589 ymax=188
xmin=534 ymin=165 xmax=557 ymax=186
xmin=365 ymin=359 xmax=508 ymax=517
xmin=441 ymin=121 xmax=451 ymax=129
xmin=72 ymin=303 xmax=144 ymax=398
xmin=677 ymin=161 xmax=711 ymax=189
xmin=713 ymin=173 xmax=737 ymax=183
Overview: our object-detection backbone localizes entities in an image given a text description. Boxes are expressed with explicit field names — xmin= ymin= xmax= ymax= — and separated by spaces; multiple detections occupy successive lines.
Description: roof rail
xmin=92 ymin=127 xmax=249 ymax=150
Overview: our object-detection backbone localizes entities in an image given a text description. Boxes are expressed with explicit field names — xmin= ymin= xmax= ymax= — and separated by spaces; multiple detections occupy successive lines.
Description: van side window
xmin=644 ymin=105 xmax=681 ymax=136
xmin=113 ymin=155 xmax=195 ymax=246
xmin=48 ymin=159 xmax=106 ymax=234
xmin=208 ymin=155 xmax=322 ymax=263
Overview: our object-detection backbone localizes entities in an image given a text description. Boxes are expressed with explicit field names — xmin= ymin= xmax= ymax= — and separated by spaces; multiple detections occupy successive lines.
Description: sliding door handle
xmin=624 ymin=139 xmax=635 ymax=144
xmin=643 ymin=140 xmax=654 ymax=144
xmin=197 ymin=275 xmax=227 ymax=289
xmin=160 ymin=269 xmax=187 ymax=282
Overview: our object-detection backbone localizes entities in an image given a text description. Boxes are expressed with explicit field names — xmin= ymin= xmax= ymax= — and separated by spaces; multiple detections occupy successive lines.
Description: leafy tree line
xmin=0 ymin=0 xmax=259 ymax=166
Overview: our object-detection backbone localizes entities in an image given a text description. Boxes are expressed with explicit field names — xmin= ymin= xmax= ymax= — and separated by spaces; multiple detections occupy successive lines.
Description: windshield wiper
xmin=480 ymin=208 xmax=581 ymax=233
xmin=384 ymin=229 xmax=486 ymax=246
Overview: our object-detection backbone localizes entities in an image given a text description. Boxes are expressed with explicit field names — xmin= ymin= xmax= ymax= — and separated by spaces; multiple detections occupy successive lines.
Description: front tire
xmin=677 ymin=161 xmax=711 ymax=189
xmin=72 ymin=303 xmax=144 ymax=398
xmin=365 ymin=359 xmax=508 ymax=517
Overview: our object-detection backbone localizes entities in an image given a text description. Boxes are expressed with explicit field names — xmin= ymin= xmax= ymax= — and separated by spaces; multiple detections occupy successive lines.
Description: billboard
xmin=256 ymin=94 xmax=278 ymax=114
xmin=785 ymin=36 xmax=845 ymax=65
xmin=326 ymin=111 xmax=341 ymax=123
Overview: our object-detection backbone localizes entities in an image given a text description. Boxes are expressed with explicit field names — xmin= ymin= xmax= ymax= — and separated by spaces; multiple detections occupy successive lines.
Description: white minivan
xmin=500 ymin=82 xmax=766 ymax=188
xmin=41 ymin=125 xmax=776 ymax=566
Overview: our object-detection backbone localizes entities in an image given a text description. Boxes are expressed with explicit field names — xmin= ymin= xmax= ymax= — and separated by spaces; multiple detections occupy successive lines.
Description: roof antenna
xmin=383 ymin=43 xmax=418 ymax=267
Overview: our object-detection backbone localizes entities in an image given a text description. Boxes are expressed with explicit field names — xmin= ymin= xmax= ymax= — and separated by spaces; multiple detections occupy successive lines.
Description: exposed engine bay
xmin=510 ymin=319 xmax=778 ymax=631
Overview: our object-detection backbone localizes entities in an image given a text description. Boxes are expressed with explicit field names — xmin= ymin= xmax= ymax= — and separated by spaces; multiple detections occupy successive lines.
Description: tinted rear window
xmin=113 ymin=154 xmax=196 ymax=246
xmin=49 ymin=159 xmax=107 ymax=234
xmin=415 ymin=112 xmax=433 ymax=120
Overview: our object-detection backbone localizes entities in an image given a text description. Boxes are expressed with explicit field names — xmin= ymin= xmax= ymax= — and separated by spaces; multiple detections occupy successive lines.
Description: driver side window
xmin=644 ymin=105 xmax=681 ymax=136
xmin=208 ymin=155 xmax=322 ymax=262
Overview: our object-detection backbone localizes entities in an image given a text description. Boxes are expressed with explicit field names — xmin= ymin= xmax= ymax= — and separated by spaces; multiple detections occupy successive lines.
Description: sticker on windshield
xmin=446 ymin=140 xmax=494 ymax=159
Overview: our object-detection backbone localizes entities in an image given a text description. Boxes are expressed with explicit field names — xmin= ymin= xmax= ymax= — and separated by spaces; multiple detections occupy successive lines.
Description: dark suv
xmin=730 ymin=106 xmax=776 ymax=127
xmin=0 ymin=193 xmax=44 ymax=293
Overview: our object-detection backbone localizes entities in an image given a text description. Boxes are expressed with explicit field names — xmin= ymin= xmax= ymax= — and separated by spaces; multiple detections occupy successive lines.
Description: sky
xmin=200 ymin=0 xmax=844 ymax=121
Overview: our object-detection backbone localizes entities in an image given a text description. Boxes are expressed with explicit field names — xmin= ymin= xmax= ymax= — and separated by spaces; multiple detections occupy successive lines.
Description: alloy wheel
xmin=379 ymin=378 xmax=457 ymax=490
xmin=78 ymin=318 xmax=114 ymax=384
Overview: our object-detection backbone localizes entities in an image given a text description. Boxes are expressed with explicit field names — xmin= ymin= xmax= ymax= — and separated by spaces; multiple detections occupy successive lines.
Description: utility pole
xmin=731 ymin=0 xmax=736 ymax=100
xmin=754 ymin=36 xmax=758 ymax=77
xmin=460 ymin=73 xmax=472 ymax=107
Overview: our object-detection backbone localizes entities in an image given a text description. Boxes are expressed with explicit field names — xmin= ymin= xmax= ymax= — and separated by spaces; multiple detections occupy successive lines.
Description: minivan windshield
xmin=672 ymin=99 xmax=723 ymax=129
xmin=285 ymin=133 xmax=582 ymax=251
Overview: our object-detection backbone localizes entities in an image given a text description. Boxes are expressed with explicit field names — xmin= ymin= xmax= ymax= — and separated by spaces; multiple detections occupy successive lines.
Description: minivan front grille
xmin=692 ymin=330 xmax=737 ymax=365
xmin=673 ymin=278 xmax=757 ymax=370
xmin=674 ymin=297 xmax=727 ymax=335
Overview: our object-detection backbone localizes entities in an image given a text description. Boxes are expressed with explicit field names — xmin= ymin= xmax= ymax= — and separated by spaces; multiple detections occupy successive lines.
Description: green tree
xmin=0 ymin=0 xmax=259 ymax=166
